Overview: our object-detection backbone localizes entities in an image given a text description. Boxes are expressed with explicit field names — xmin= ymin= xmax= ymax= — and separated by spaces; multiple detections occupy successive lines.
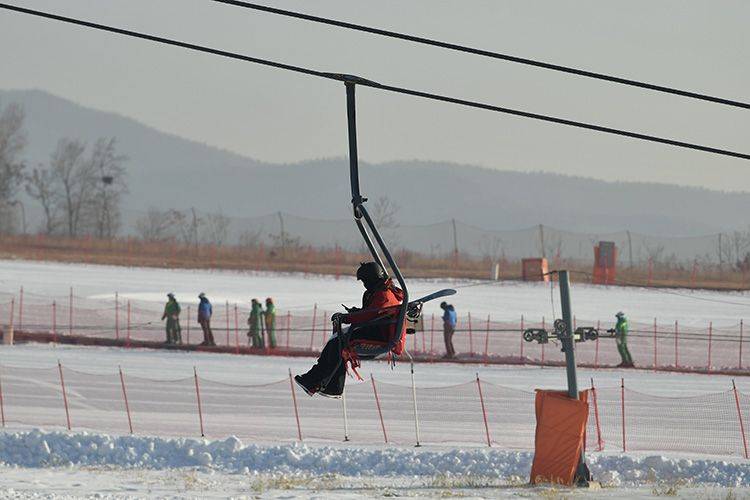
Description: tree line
xmin=0 ymin=100 xmax=128 ymax=237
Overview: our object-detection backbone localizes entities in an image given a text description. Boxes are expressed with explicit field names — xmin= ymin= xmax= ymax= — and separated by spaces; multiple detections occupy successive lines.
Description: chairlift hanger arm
xmin=344 ymin=81 xmax=409 ymax=349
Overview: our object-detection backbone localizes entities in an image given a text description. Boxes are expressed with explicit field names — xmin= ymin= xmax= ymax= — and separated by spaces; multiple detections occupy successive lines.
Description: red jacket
xmin=344 ymin=279 xmax=406 ymax=355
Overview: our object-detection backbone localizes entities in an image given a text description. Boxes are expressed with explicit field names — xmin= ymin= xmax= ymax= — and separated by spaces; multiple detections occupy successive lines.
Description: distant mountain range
xmin=3 ymin=88 xmax=749 ymax=237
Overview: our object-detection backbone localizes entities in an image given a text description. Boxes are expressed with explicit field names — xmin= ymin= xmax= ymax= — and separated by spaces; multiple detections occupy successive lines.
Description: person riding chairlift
xmin=295 ymin=262 xmax=406 ymax=398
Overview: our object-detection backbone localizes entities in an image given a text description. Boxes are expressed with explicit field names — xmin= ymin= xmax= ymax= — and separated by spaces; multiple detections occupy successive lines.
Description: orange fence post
xmin=430 ymin=313 xmax=435 ymax=359
xmin=653 ymin=318 xmax=658 ymax=370
xmin=732 ymin=380 xmax=749 ymax=459
xmin=126 ymin=301 xmax=131 ymax=348
xmin=674 ymin=320 xmax=679 ymax=368
xmin=590 ymin=378 xmax=603 ymax=451
xmin=541 ymin=316 xmax=546 ymax=366
xmin=708 ymin=322 xmax=713 ymax=372
xmin=119 ymin=366 xmax=133 ymax=434
xmin=476 ymin=374 xmax=491 ymax=447
xmin=0 ymin=365 xmax=5 ymax=427
xmin=115 ymin=292 xmax=119 ymax=340
xmin=225 ymin=301 xmax=230 ymax=347
xmin=594 ymin=320 xmax=600 ymax=368
xmin=193 ymin=367 xmax=205 ymax=437
xmin=286 ymin=311 xmax=291 ymax=351
xmin=647 ymin=257 xmax=653 ymax=286
xmin=18 ymin=286 xmax=23 ymax=331
xmin=289 ymin=369 xmax=303 ymax=441
xmin=620 ymin=378 xmax=626 ymax=452
xmin=740 ymin=319 xmax=744 ymax=370
xmin=467 ymin=312 xmax=474 ymax=357
xmin=69 ymin=287 xmax=73 ymax=336
xmin=234 ymin=304 xmax=240 ymax=354
xmin=58 ymin=361 xmax=72 ymax=430
xmin=691 ymin=260 xmax=698 ymax=288
xmin=322 ymin=310 xmax=328 ymax=349
xmin=483 ymin=315 xmax=490 ymax=365
xmin=309 ymin=304 xmax=317 ymax=351
xmin=52 ymin=301 xmax=57 ymax=343
xmin=370 ymin=374 xmax=388 ymax=443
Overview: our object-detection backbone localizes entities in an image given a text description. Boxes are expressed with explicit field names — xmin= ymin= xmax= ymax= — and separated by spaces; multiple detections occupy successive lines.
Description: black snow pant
xmin=199 ymin=318 xmax=215 ymax=346
xmin=299 ymin=326 xmax=384 ymax=395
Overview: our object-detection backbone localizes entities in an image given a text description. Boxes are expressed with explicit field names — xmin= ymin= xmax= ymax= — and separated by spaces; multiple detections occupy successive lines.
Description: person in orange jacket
xmin=295 ymin=262 xmax=405 ymax=398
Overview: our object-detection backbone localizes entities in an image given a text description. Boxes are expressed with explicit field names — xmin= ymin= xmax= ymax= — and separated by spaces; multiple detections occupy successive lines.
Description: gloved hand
xmin=331 ymin=312 xmax=349 ymax=324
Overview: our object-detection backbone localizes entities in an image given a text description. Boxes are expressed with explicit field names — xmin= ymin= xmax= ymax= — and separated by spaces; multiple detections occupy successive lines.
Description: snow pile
xmin=1 ymin=429 xmax=749 ymax=487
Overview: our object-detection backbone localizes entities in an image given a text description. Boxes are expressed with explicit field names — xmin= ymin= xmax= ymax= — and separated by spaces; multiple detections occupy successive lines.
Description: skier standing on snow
xmin=197 ymin=293 xmax=216 ymax=346
xmin=440 ymin=301 xmax=457 ymax=359
xmin=612 ymin=311 xmax=634 ymax=368
xmin=264 ymin=297 xmax=277 ymax=348
xmin=161 ymin=293 xmax=182 ymax=344
xmin=248 ymin=298 xmax=264 ymax=348
xmin=295 ymin=262 xmax=406 ymax=398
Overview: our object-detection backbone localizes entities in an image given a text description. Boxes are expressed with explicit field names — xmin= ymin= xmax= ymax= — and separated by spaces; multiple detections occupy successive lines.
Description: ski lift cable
xmin=2 ymin=3 xmax=749 ymax=162
xmin=212 ymin=0 xmax=750 ymax=111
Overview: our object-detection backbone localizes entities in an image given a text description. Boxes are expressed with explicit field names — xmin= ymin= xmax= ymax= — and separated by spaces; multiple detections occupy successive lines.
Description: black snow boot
xmin=294 ymin=375 xmax=319 ymax=397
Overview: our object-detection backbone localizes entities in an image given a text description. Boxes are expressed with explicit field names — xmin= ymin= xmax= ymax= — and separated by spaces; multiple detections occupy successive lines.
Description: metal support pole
xmin=409 ymin=354 xmax=421 ymax=447
xmin=558 ymin=270 xmax=590 ymax=485
xmin=341 ymin=389 xmax=350 ymax=442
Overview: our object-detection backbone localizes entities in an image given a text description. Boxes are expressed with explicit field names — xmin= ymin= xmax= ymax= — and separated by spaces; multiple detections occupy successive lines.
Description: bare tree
xmin=49 ymin=139 xmax=95 ymax=236
xmin=204 ymin=211 xmax=231 ymax=246
xmin=89 ymin=138 xmax=128 ymax=238
xmin=238 ymin=227 xmax=264 ymax=248
xmin=25 ymin=165 xmax=59 ymax=234
xmin=135 ymin=208 xmax=181 ymax=241
xmin=371 ymin=195 xmax=400 ymax=246
xmin=173 ymin=207 xmax=202 ymax=249
xmin=0 ymin=102 xmax=27 ymax=233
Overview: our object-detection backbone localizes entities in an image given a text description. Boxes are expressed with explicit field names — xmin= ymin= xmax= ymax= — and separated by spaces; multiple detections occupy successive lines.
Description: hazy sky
xmin=1 ymin=0 xmax=748 ymax=191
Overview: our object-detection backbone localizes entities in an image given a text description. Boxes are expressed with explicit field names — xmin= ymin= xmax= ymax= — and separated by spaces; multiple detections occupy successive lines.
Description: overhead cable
xmin=2 ymin=3 xmax=749 ymax=161
xmin=213 ymin=0 xmax=750 ymax=110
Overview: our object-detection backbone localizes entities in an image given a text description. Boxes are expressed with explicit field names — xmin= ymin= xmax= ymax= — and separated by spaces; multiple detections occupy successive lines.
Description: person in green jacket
xmin=614 ymin=311 xmax=633 ymax=368
xmin=248 ymin=298 xmax=264 ymax=348
xmin=264 ymin=297 xmax=277 ymax=348
xmin=161 ymin=293 xmax=182 ymax=345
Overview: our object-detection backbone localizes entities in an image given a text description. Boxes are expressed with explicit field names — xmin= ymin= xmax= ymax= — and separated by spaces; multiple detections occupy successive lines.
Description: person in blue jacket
xmin=197 ymin=292 xmax=215 ymax=346
xmin=440 ymin=301 xmax=457 ymax=359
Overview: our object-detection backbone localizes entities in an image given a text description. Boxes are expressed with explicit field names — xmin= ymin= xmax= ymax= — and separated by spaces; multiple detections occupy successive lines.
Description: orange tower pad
xmin=530 ymin=389 xmax=589 ymax=486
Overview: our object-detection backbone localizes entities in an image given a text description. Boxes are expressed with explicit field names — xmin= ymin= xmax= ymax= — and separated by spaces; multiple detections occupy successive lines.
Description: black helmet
xmin=356 ymin=262 xmax=387 ymax=289
xmin=440 ymin=301 xmax=447 ymax=309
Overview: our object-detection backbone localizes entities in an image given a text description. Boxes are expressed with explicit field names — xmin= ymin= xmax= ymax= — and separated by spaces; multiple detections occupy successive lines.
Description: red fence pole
xmin=541 ymin=316 xmax=546 ymax=366
xmin=483 ymin=315 xmax=490 ymax=365
xmin=741 ymin=319 xmax=744 ymax=370
xmin=52 ymin=301 xmax=57 ymax=343
xmin=595 ymin=320 xmax=600 ymax=368
xmin=520 ymin=315 xmax=525 ymax=360
xmin=234 ymin=304 xmax=240 ymax=354
xmin=126 ymin=301 xmax=131 ymax=348
xmin=18 ymin=285 xmax=23 ymax=331
xmin=289 ymin=369 xmax=303 ymax=441
xmin=309 ymin=304 xmax=317 ymax=351
xmin=653 ymin=317 xmax=658 ymax=370
xmin=115 ymin=292 xmax=120 ymax=340
xmin=691 ymin=260 xmax=698 ymax=288
xmin=225 ymin=301 xmax=230 ymax=347
xmin=708 ymin=321 xmax=713 ymax=372
xmin=119 ymin=366 xmax=134 ymax=434
xmin=590 ymin=378 xmax=603 ymax=451
xmin=69 ymin=287 xmax=73 ymax=336
xmin=620 ymin=378 xmax=626 ymax=452
xmin=476 ymin=374 xmax=491 ymax=447
xmin=647 ymin=257 xmax=653 ymax=286
xmin=0 ymin=365 xmax=5 ymax=427
xmin=371 ymin=374 xmax=388 ymax=443
xmin=467 ymin=312 xmax=474 ymax=357
xmin=193 ymin=367 xmax=205 ymax=437
xmin=58 ymin=361 xmax=72 ymax=431
xmin=733 ymin=380 xmax=749 ymax=459
xmin=674 ymin=320 xmax=679 ymax=368
xmin=286 ymin=311 xmax=291 ymax=351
